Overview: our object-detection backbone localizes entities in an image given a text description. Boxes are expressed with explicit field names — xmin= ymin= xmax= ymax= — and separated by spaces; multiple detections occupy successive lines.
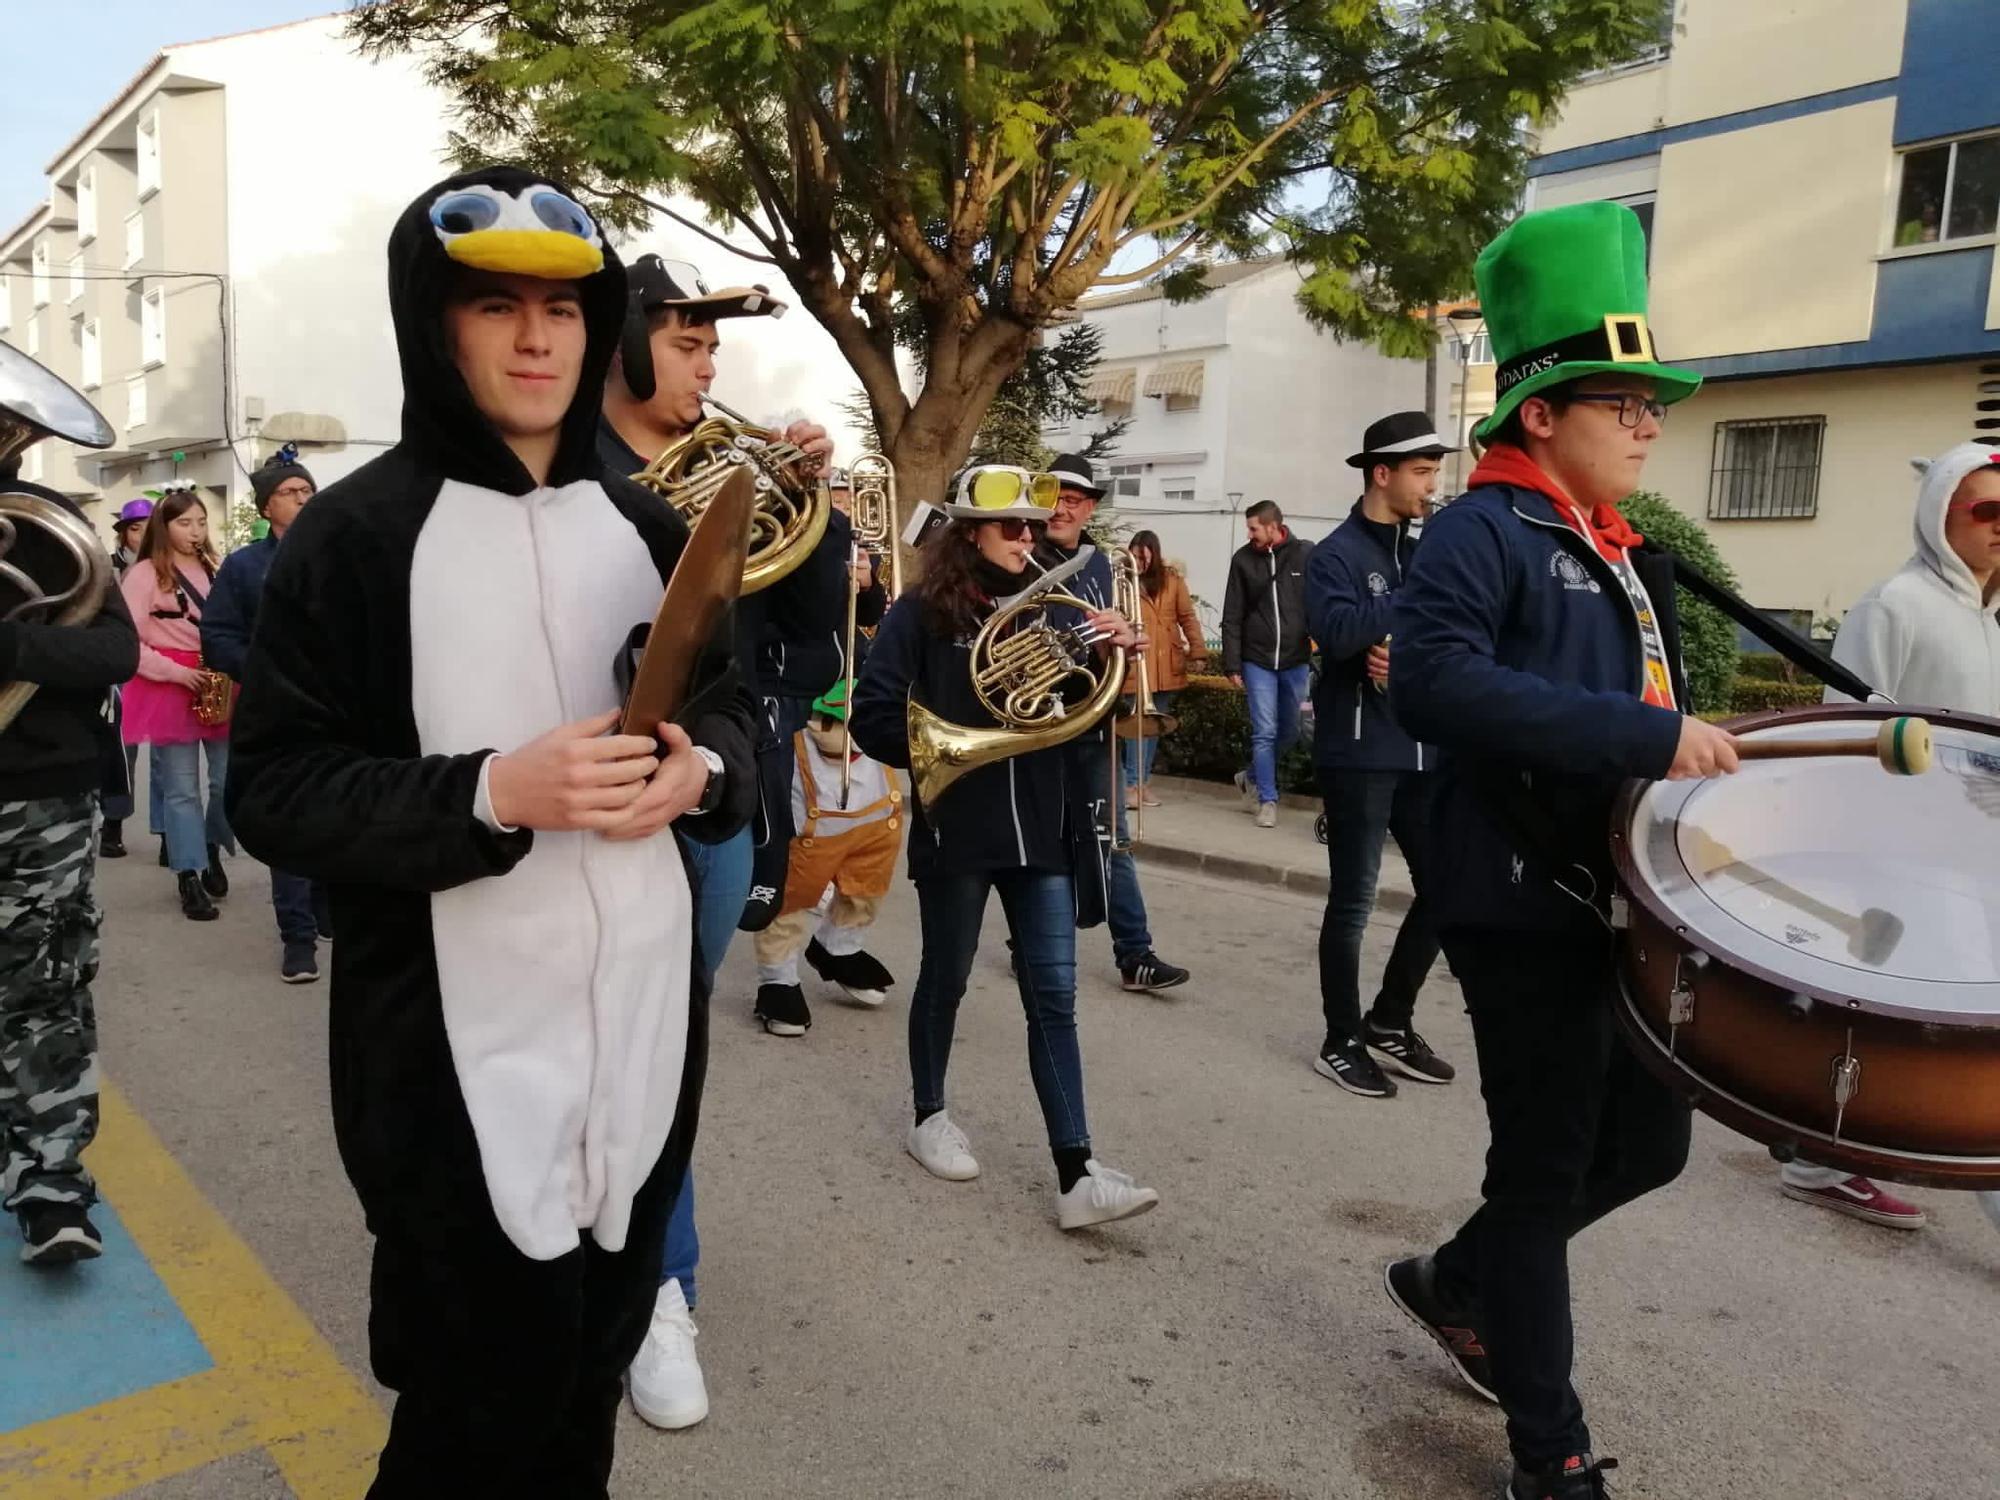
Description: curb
xmin=1131 ymin=839 xmax=1413 ymax=912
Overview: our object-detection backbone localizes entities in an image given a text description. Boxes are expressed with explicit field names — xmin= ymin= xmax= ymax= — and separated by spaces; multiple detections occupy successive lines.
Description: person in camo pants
xmin=0 ymin=462 xmax=140 ymax=1267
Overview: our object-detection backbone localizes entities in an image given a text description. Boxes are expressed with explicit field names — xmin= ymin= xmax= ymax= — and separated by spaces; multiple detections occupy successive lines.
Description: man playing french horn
xmin=850 ymin=466 xmax=1162 ymax=1232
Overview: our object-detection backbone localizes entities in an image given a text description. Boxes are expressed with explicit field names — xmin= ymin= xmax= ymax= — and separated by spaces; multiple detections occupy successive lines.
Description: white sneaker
xmin=629 ymin=1279 xmax=708 ymax=1430
xmin=838 ymin=982 xmax=887 ymax=1008
xmin=906 ymin=1110 xmax=980 ymax=1181
xmin=1057 ymin=1159 xmax=1160 ymax=1231
xmin=1255 ymin=802 xmax=1278 ymax=829
xmin=1233 ymin=770 xmax=1256 ymax=810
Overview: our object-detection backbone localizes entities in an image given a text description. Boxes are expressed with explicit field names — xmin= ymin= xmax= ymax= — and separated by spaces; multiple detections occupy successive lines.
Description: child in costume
xmin=751 ymin=683 xmax=901 ymax=1029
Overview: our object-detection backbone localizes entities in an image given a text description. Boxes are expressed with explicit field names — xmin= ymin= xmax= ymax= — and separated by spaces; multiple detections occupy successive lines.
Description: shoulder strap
xmin=1641 ymin=542 xmax=1879 ymax=702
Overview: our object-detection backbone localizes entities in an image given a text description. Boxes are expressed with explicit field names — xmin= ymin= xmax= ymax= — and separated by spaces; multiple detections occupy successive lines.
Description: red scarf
xmin=1467 ymin=443 xmax=1645 ymax=562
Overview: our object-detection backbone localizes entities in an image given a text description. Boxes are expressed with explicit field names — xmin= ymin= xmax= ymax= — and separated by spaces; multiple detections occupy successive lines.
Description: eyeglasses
xmin=956 ymin=465 xmax=1059 ymax=512
xmin=1566 ymin=393 xmax=1669 ymax=429
xmin=1950 ymin=498 xmax=2000 ymax=524
xmin=991 ymin=517 xmax=1045 ymax=540
xmin=270 ymin=482 xmax=314 ymax=500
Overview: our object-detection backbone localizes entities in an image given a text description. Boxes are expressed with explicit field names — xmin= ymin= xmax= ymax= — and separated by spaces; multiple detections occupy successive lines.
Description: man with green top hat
xmin=1377 ymin=201 xmax=1741 ymax=1500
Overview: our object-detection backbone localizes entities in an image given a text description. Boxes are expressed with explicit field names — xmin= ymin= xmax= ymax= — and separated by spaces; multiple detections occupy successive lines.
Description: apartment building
xmin=1527 ymin=0 xmax=2000 ymax=624
xmin=1045 ymin=257 xmax=1428 ymax=619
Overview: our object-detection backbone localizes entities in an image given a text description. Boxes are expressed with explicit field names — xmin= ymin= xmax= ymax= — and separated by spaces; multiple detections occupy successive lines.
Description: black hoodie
xmin=225 ymin=167 xmax=755 ymax=1256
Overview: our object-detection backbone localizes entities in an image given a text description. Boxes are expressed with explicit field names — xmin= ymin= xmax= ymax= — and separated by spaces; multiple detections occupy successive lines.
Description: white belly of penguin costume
xmin=411 ymin=477 xmax=692 ymax=1260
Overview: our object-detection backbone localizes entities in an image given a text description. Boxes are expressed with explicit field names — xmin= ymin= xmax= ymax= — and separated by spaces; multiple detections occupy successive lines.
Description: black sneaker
xmin=1365 ymin=1020 xmax=1456 ymax=1084
xmin=1508 ymin=1453 xmax=1618 ymax=1500
xmin=1383 ymin=1254 xmax=1498 ymax=1403
xmin=202 ymin=843 xmax=229 ymax=899
xmin=19 ymin=1201 xmax=103 ymax=1266
xmin=157 ymin=836 xmax=169 ymax=868
xmin=754 ymin=982 xmax=812 ymax=1037
xmin=1313 ymin=1035 xmax=1396 ymax=1097
xmin=805 ymin=938 xmax=894 ymax=1005
xmin=281 ymin=940 xmax=320 ymax=985
xmin=100 ymin=820 xmax=127 ymax=859
xmin=1120 ymin=951 xmax=1190 ymax=993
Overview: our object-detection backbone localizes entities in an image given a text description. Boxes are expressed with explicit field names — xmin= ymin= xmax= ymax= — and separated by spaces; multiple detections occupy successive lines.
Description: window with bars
xmin=1708 ymin=417 xmax=1826 ymax=520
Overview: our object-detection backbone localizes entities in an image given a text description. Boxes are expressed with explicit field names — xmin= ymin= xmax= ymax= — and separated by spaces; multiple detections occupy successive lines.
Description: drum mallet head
xmin=1876 ymin=716 xmax=1933 ymax=776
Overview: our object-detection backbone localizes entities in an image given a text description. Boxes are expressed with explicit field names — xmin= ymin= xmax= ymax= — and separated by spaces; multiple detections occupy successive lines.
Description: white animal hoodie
xmin=1829 ymin=440 xmax=2000 ymax=715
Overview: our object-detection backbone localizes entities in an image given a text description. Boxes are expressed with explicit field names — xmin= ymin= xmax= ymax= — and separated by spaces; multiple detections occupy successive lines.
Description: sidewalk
xmin=1127 ymin=773 xmax=1413 ymax=910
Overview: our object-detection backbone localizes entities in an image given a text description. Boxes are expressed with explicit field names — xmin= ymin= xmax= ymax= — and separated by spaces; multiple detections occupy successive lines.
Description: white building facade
xmin=0 ymin=15 xmax=863 ymax=544
xmin=1045 ymin=259 xmax=1429 ymax=629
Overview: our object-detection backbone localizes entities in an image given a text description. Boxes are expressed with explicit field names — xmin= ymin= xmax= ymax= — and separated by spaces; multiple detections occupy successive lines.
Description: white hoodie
xmin=1828 ymin=440 xmax=2000 ymax=715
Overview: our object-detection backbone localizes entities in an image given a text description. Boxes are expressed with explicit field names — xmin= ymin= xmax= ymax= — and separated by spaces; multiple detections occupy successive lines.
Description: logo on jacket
xmin=1366 ymin=571 xmax=1389 ymax=596
xmin=1549 ymin=552 xmax=1601 ymax=594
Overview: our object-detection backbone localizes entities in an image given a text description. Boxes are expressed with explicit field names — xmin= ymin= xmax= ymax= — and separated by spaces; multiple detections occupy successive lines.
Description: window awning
xmin=1142 ymin=360 xmax=1205 ymax=399
xmin=1084 ymin=366 xmax=1136 ymax=405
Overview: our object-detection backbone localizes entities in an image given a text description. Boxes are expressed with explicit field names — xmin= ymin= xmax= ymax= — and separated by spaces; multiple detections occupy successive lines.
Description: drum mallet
xmin=1735 ymin=715 xmax=1933 ymax=776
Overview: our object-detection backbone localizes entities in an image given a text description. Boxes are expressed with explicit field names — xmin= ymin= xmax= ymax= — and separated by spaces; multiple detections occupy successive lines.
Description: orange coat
xmin=1136 ymin=567 xmax=1205 ymax=691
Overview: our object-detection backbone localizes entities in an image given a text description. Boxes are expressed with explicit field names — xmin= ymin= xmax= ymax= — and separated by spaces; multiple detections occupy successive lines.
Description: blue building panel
xmin=1894 ymin=0 xmax=2000 ymax=145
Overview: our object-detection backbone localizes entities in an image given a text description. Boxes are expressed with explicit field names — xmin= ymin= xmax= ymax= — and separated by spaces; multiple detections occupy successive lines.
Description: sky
xmin=0 ymin=1 xmax=341 ymax=221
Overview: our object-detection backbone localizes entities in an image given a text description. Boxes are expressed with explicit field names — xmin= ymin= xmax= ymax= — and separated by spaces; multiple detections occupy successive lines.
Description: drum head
xmin=1618 ymin=708 xmax=2000 ymax=1025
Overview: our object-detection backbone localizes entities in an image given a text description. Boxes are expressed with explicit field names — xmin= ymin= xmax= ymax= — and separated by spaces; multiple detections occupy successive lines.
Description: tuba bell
xmin=0 ymin=343 xmax=117 ymax=735
xmin=630 ymin=394 xmax=830 ymax=594
xmin=907 ymin=561 xmax=1128 ymax=809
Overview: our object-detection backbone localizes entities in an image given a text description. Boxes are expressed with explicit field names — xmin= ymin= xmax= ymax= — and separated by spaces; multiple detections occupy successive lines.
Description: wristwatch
xmin=690 ymin=745 xmax=726 ymax=816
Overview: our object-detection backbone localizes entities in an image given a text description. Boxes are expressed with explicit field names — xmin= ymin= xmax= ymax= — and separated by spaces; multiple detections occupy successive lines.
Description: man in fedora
xmin=1034 ymin=452 xmax=1191 ymax=994
xmin=1380 ymin=202 xmax=1741 ymax=1500
xmin=1304 ymin=412 xmax=1456 ymax=1100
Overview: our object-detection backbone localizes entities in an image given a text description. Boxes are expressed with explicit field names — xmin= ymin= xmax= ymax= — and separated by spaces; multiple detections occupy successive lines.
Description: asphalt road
xmin=94 ymin=843 xmax=1999 ymax=1499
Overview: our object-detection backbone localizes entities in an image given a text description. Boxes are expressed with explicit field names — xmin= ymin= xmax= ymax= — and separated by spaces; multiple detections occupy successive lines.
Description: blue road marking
xmin=0 ymin=1198 xmax=213 ymax=1433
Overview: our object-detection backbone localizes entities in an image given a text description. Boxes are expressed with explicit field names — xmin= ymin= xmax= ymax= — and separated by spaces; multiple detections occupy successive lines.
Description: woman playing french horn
xmin=849 ymin=465 xmax=1161 ymax=1232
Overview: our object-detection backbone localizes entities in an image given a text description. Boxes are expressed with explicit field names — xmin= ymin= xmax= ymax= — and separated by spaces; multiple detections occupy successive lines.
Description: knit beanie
xmin=251 ymin=443 xmax=316 ymax=513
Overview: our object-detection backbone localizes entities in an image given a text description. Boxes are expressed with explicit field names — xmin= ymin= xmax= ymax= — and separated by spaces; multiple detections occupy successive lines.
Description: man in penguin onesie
xmin=226 ymin=167 xmax=756 ymax=1494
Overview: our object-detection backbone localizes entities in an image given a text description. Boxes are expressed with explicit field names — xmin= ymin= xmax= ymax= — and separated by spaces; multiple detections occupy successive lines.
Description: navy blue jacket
xmin=1390 ymin=482 xmax=1686 ymax=936
xmin=201 ymin=533 xmax=279 ymax=680
xmin=1306 ymin=502 xmax=1430 ymax=773
xmin=851 ymin=588 xmax=1108 ymax=923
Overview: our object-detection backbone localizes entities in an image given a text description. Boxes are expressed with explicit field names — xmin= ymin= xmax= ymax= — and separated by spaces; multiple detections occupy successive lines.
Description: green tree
xmin=1618 ymin=491 xmax=1740 ymax=716
xmin=354 ymin=0 xmax=1670 ymax=504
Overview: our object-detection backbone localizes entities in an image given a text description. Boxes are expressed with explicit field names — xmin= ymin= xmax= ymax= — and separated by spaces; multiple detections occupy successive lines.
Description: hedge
xmin=1153 ymin=675 xmax=1316 ymax=793
xmin=1618 ymin=492 xmax=1741 ymax=716
xmin=1728 ymin=676 xmax=1823 ymax=714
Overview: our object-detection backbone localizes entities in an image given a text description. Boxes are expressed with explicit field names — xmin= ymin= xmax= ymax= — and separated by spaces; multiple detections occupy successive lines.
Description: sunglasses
xmin=956 ymin=465 xmax=1059 ymax=512
xmin=990 ymin=517 xmax=1046 ymax=540
xmin=1566 ymin=392 xmax=1669 ymax=428
xmin=1951 ymin=498 xmax=2000 ymax=525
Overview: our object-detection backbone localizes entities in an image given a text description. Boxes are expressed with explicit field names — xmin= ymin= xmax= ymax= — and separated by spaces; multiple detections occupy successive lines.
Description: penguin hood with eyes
xmin=387 ymin=165 xmax=627 ymax=495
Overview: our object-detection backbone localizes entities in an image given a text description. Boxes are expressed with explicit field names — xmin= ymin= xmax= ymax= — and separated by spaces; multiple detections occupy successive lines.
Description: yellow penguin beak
xmin=445 ymin=229 xmax=603 ymax=279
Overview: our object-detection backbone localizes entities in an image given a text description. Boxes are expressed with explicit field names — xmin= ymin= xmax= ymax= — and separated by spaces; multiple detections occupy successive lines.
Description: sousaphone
xmin=0 ymin=342 xmax=117 ymax=733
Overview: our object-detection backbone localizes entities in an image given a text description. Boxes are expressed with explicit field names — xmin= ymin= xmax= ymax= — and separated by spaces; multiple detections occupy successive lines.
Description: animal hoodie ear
xmin=1910 ymin=457 xmax=1933 ymax=477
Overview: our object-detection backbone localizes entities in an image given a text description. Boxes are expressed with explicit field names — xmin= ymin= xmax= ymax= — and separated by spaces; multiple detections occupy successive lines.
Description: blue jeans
xmin=1118 ymin=689 xmax=1177 ymax=791
xmin=1242 ymin=663 xmax=1308 ymax=805
xmin=659 ymin=824 xmax=752 ymax=1303
xmin=270 ymin=869 xmax=320 ymax=946
xmin=102 ymin=742 xmax=162 ymax=832
xmin=911 ymin=868 xmax=1089 ymax=1151
xmin=152 ymin=740 xmax=232 ymax=875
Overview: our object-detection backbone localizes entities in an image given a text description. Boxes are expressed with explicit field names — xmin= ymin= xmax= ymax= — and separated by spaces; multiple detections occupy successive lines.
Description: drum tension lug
xmin=1667 ymin=951 xmax=1708 ymax=1051
xmin=1785 ymin=992 xmax=1814 ymax=1022
xmin=1829 ymin=1028 xmax=1862 ymax=1143
xmin=1609 ymin=894 xmax=1630 ymax=931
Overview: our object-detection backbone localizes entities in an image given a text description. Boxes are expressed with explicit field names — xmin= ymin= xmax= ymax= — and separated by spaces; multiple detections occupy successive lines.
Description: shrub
xmin=1736 ymin=652 xmax=1795 ymax=682
xmin=1155 ymin=674 xmax=1316 ymax=793
xmin=1618 ymin=492 xmax=1741 ymax=716
xmin=1728 ymin=676 xmax=1822 ymax=714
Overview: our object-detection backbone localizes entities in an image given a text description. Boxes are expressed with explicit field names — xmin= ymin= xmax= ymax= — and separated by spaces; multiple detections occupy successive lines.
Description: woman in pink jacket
xmin=120 ymin=490 xmax=233 ymax=920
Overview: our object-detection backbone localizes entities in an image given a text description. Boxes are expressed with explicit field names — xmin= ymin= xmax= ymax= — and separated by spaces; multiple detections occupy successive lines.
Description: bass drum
xmin=1611 ymin=705 xmax=2000 ymax=1189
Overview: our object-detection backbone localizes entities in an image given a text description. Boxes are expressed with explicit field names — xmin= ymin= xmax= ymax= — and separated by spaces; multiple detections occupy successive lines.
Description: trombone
xmin=1107 ymin=547 xmax=1177 ymax=850
xmin=837 ymin=451 xmax=899 ymax=801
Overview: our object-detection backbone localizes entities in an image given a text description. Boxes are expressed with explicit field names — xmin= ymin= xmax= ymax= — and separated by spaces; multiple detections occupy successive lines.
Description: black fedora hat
xmin=1048 ymin=452 xmax=1107 ymax=499
xmin=1345 ymin=411 xmax=1460 ymax=469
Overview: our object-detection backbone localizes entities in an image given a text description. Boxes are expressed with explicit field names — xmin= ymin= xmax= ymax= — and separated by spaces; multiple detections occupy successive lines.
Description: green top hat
xmin=1473 ymin=201 xmax=1700 ymax=443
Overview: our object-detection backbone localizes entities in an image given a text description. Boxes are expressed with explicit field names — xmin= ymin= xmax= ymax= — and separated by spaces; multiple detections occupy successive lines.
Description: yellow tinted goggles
xmin=957 ymin=465 xmax=1060 ymax=512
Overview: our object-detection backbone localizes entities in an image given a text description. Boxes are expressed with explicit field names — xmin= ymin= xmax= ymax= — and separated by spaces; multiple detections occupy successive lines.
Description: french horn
xmin=0 ymin=343 xmax=116 ymax=735
xmin=630 ymin=394 xmax=830 ymax=594
xmin=907 ymin=558 xmax=1128 ymax=808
